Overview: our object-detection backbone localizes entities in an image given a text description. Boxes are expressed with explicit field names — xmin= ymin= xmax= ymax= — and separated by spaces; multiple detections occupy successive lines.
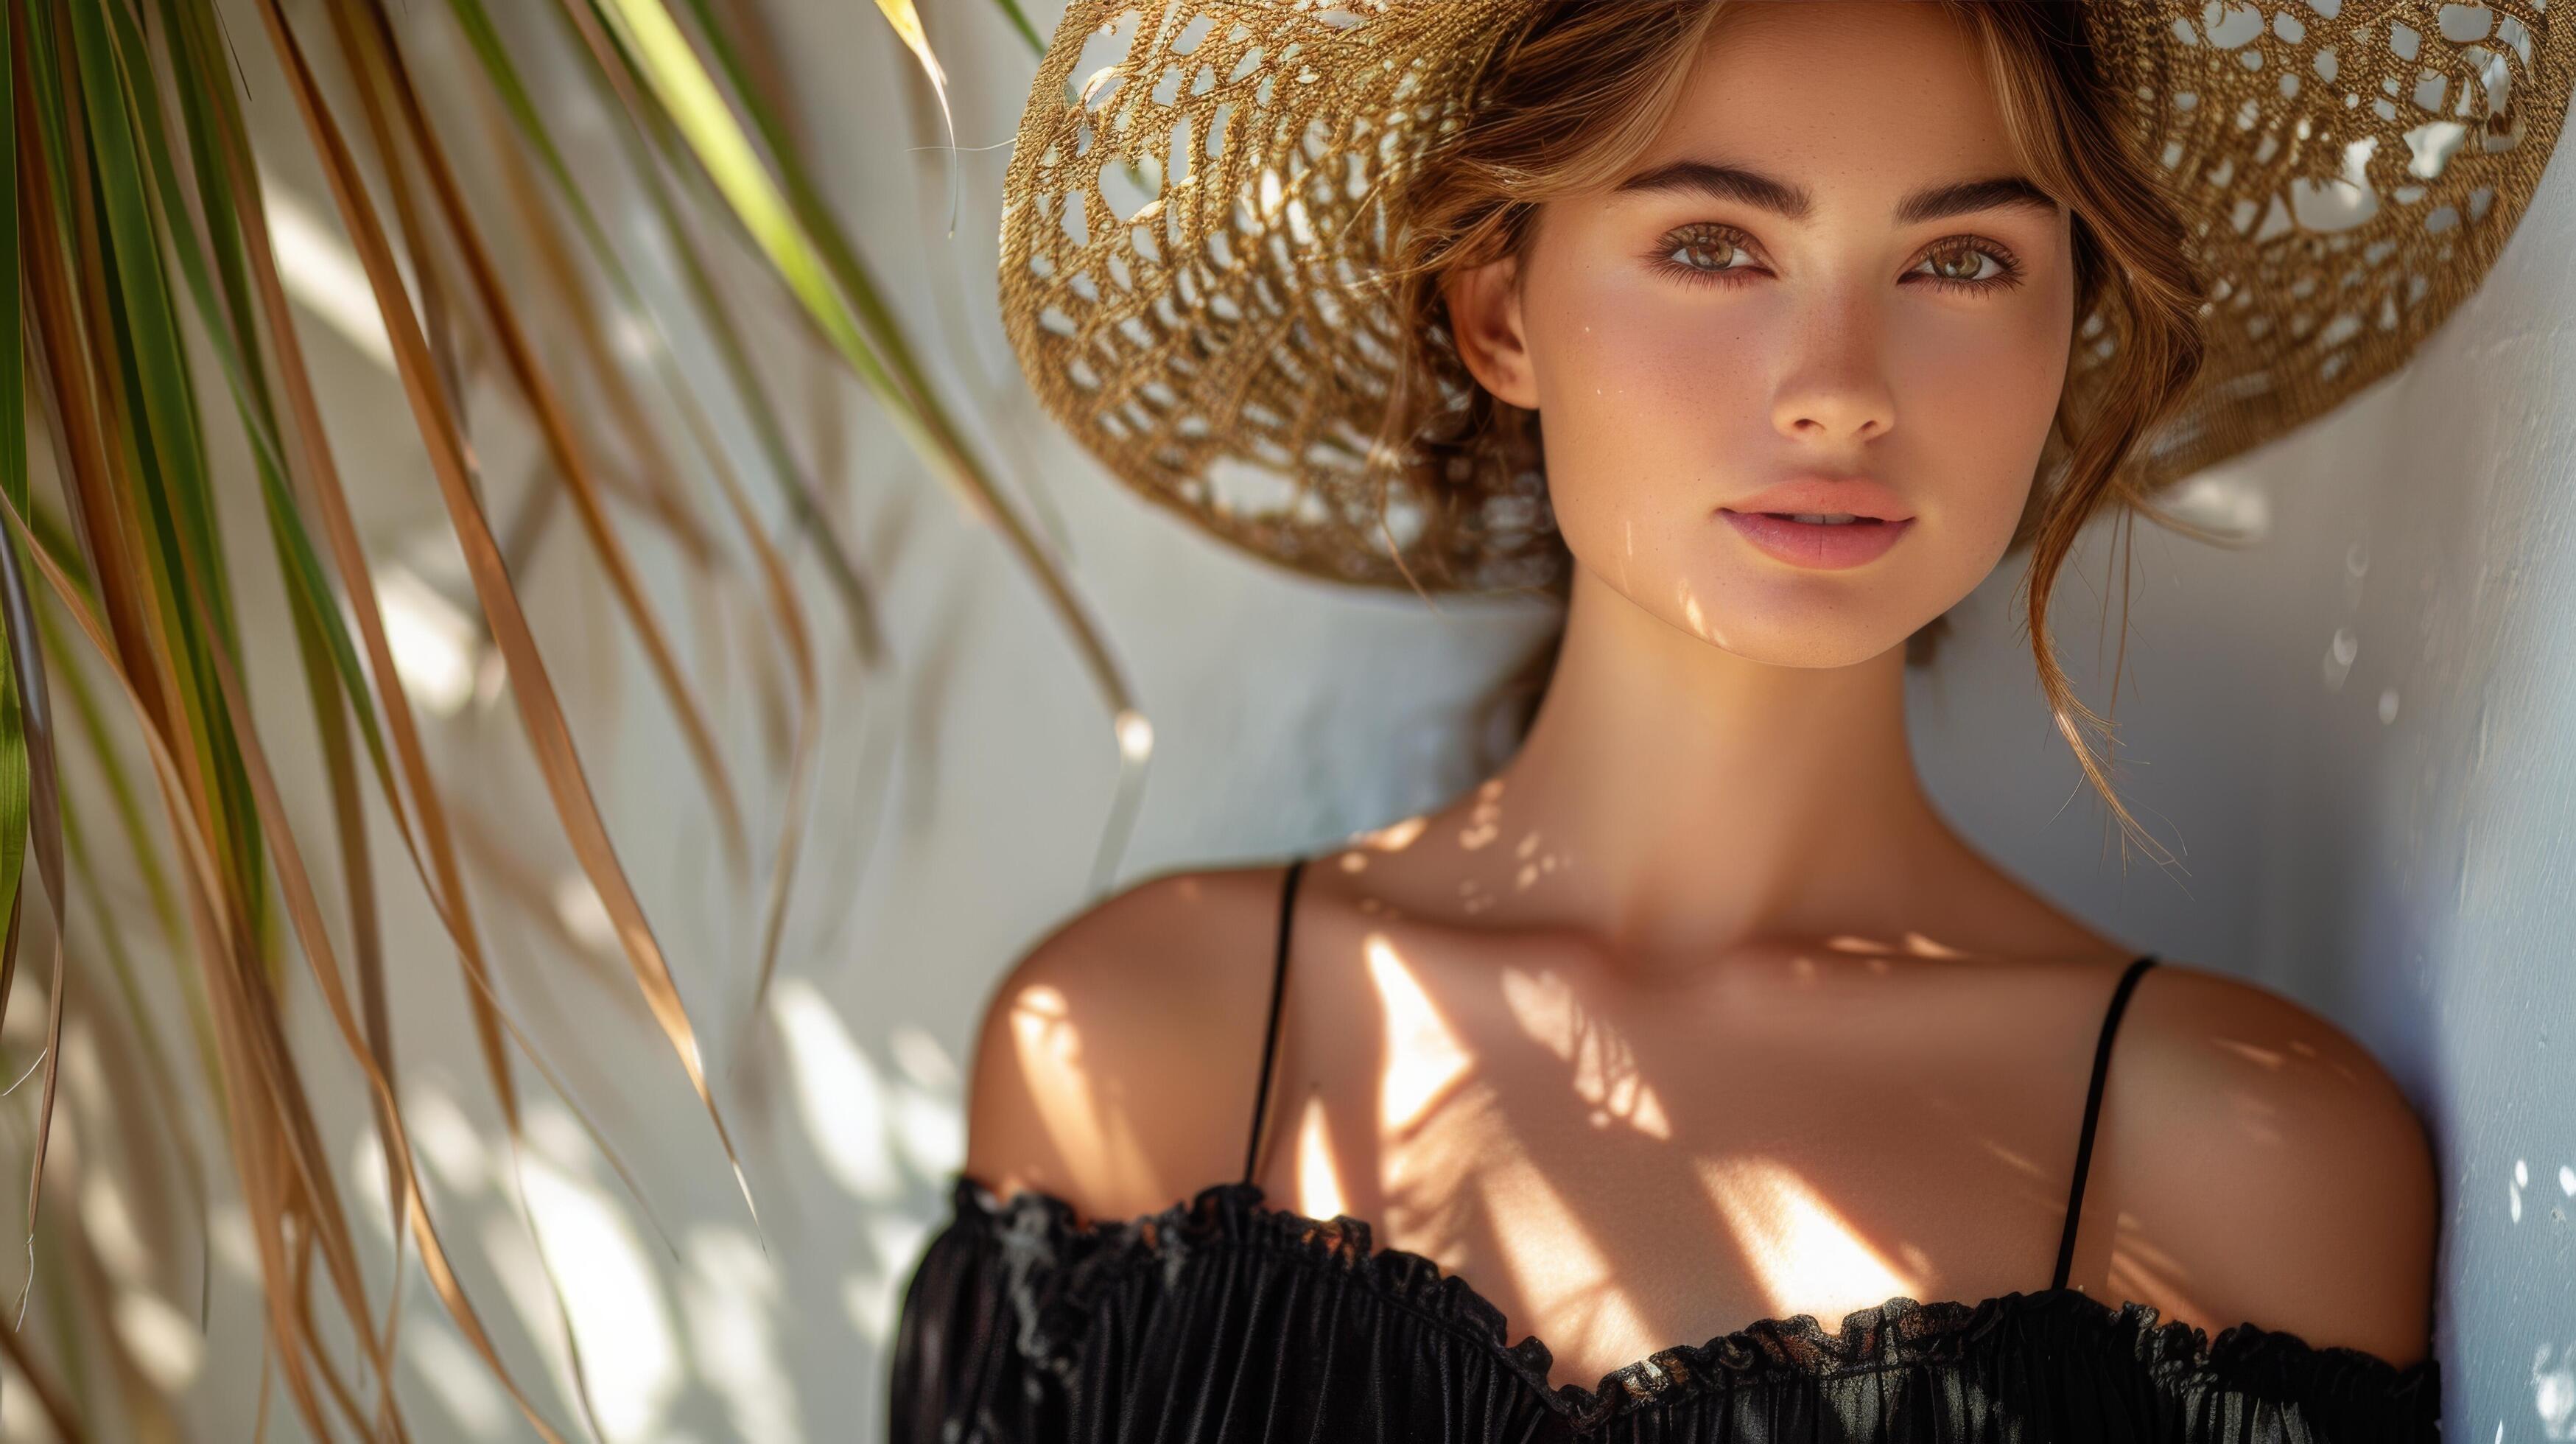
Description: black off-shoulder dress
xmin=888 ymin=855 xmax=2441 ymax=1441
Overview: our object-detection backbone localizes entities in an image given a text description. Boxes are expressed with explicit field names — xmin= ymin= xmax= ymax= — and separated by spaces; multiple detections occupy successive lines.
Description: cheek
xmin=1519 ymin=270 xmax=1771 ymax=548
xmin=1887 ymin=303 xmax=2069 ymax=542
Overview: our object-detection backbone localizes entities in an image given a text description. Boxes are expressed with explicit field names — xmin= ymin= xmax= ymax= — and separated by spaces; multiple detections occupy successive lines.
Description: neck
xmin=1407 ymin=564 xmax=1968 ymax=966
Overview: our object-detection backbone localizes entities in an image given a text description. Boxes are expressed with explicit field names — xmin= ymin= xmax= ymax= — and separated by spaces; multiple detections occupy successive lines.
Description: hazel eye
xmin=1912 ymin=242 xmax=2018 ymax=289
xmin=1660 ymin=224 xmax=1760 ymax=278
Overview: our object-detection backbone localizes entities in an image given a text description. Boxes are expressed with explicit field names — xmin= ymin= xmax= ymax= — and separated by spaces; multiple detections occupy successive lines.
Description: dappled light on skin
xmin=1504 ymin=830 xmax=1570 ymax=894
xmin=1349 ymin=813 xmax=1429 ymax=859
xmin=1680 ymin=585 xmax=1723 ymax=646
xmin=2229 ymin=1087 xmax=2286 ymax=1147
xmin=1925 ymin=1103 xmax=2088 ymax=1238
xmin=1498 ymin=967 xmax=1674 ymax=1141
xmin=1699 ymin=1156 xmax=1925 ymax=1325
xmin=1459 ymin=777 xmax=1507 ymax=851
xmin=1006 ymin=981 xmax=1154 ymax=1203
xmin=1824 ymin=935 xmax=1895 ymax=955
xmin=1494 ymin=1169 xmax=1662 ymax=1376
xmin=1292 ymin=1093 xmax=1352 ymax=1222
xmin=1820 ymin=933 xmax=1981 ymax=961
xmin=1366 ymin=936 xmax=1476 ymax=1132
xmin=1898 ymin=931 xmax=1974 ymax=959
xmin=1818 ymin=936 xmax=1898 ymax=972
xmin=1975 ymin=1135 xmax=2046 ymax=1182
xmin=2104 ymin=1212 xmax=2210 ymax=1314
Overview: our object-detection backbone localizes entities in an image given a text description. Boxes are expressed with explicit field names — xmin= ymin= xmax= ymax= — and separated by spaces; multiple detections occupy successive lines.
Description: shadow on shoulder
xmin=2098 ymin=960 xmax=2438 ymax=1367
xmin=961 ymin=859 xmax=1300 ymax=1228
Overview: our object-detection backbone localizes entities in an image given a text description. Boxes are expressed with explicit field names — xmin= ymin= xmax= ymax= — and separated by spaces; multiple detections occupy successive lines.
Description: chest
xmin=1249 ymin=916 xmax=2122 ymax=1394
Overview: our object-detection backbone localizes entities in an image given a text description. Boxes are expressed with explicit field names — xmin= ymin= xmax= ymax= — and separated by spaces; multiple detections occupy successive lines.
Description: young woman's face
xmin=1448 ymin=1 xmax=2077 ymax=667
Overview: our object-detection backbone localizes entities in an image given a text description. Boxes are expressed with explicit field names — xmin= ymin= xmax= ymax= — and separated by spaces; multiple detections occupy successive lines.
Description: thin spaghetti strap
xmin=2050 ymin=953 xmax=2160 ymax=1290
xmin=1241 ymin=855 xmax=1307 ymax=1188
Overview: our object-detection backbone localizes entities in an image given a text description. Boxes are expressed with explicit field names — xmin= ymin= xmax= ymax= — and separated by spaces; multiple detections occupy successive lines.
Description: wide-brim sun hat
xmin=997 ymin=1 xmax=2573 ymax=593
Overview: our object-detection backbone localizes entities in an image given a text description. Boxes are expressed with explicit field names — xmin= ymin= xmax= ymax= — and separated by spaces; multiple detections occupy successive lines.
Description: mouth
xmin=1718 ymin=508 xmax=1913 ymax=569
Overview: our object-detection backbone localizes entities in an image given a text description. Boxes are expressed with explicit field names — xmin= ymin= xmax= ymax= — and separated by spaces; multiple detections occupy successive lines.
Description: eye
xmin=1652 ymin=225 xmax=2026 ymax=295
xmin=1909 ymin=239 xmax=2024 ymax=293
xmin=1651 ymin=222 xmax=1765 ymax=285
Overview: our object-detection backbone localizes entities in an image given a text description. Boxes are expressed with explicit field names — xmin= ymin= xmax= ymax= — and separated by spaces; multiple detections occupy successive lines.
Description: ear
xmin=1441 ymin=255 xmax=1539 ymax=410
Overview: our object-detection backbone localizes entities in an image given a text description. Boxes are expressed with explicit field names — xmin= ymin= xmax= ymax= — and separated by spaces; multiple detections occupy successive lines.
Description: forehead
xmin=1637 ymin=1 xmax=2021 ymax=200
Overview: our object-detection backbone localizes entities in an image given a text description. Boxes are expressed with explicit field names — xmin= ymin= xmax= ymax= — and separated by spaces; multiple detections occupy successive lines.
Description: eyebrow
xmin=1612 ymin=159 xmax=2061 ymax=225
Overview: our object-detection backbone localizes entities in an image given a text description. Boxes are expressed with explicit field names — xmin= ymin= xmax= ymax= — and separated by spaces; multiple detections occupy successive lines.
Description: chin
xmin=1689 ymin=617 xmax=1917 ymax=670
xmin=1624 ymin=561 xmax=1944 ymax=669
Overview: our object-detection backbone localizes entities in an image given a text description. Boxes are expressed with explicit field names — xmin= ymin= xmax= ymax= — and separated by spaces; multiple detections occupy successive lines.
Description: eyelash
xmin=1647 ymin=222 xmax=2026 ymax=295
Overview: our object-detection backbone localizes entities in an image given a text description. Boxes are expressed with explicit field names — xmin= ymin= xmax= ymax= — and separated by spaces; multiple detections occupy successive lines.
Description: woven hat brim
xmin=999 ymin=0 xmax=2576 ymax=591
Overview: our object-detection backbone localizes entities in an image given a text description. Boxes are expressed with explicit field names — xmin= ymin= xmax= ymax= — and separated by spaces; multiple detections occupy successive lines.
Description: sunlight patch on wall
xmin=113 ymin=1290 xmax=203 ymax=1392
xmin=681 ymin=1225 xmax=801 ymax=1444
xmin=260 ymin=167 xmax=399 ymax=371
xmin=848 ymin=1210 xmax=938 ymax=1350
xmin=407 ymin=1082 xmax=496 ymax=1195
xmin=514 ymin=1155 xmax=681 ymax=1441
xmin=373 ymin=561 xmax=480 ymax=718
xmin=404 ymin=1322 xmax=510 ymax=1440
xmin=776 ymin=978 xmax=897 ymax=1200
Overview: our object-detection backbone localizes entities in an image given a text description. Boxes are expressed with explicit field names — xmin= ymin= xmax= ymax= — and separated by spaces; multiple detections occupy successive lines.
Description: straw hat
xmin=997 ymin=1 xmax=2572 ymax=592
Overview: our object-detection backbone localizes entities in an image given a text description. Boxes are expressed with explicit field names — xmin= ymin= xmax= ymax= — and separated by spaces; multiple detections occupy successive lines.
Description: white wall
xmin=105 ymin=0 xmax=2572 ymax=1440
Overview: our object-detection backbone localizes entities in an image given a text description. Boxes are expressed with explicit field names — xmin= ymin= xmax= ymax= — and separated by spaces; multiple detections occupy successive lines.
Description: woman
xmin=892 ymin=1 xmax=2569 ymax=1438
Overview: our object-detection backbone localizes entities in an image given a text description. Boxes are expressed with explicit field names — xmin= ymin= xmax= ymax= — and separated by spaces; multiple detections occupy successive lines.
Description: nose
xmin=1770 ymin=289 xmax=1897 ymax=446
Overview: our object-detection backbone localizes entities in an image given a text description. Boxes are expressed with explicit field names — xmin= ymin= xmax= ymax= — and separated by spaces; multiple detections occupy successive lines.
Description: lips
xmin=1716 ymin=476 xmax=1916 ymax=569
xmin=1719 ymin=510 xmax=1913 ymax=569
xmin=1723 ymin=477 xmax=1915 ymax=522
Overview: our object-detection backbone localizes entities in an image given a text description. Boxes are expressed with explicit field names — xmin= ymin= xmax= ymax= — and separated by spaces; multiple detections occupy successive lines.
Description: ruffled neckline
xmin=945 ymin=1168 xmax=2440 ymax=1433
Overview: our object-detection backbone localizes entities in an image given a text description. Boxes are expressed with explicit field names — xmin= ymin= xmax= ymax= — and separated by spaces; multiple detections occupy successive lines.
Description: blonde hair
xmin=1373 ymin=0 xmax=2208 ymax=856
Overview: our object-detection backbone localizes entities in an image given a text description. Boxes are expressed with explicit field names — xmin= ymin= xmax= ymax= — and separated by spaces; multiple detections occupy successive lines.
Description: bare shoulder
xmin=2096 ymin=960 xmax=2438 ymax=1367
xmin=959 ymin=859 xmax=1298 ymax=1228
